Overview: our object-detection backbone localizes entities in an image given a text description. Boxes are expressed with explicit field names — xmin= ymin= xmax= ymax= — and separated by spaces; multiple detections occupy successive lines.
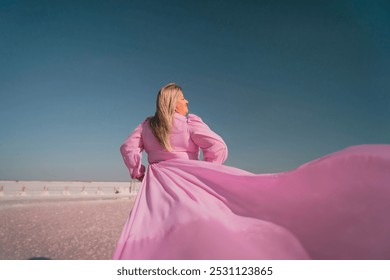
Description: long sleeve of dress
xmin=188 ymin=114 xmax=228 ymax=164
xmin=120 ymin=120 xmax=146 ymax=179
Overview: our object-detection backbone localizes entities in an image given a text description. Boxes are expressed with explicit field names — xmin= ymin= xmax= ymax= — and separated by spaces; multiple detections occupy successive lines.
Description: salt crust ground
xmin=0 ymin=198 xmax=134 ymax=260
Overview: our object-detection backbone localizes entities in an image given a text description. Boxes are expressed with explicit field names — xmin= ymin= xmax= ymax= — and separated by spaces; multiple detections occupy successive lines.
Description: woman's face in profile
xmin=175 ymin=91 xmax=189 ymax=116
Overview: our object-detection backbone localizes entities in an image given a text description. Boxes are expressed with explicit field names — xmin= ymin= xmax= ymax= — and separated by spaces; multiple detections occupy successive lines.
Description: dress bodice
xmin=142 ymin=113 xmax=201 ymax=163
xmin=120 ymin=113 xmax=228 ymax=179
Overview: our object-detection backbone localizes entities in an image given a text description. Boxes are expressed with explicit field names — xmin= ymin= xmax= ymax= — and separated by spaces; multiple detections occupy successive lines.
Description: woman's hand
xmin=137 ymin=174 xmax=144 ymax=182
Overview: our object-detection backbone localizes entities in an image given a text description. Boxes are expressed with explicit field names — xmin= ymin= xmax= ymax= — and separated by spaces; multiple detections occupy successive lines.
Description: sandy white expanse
xmin=0 ymin=180 xmax=140 ymax=259
xmin=0 ymin=198 xmax=135 ymax=260
xmin=0 ymin=180 xmax=141 ymax=200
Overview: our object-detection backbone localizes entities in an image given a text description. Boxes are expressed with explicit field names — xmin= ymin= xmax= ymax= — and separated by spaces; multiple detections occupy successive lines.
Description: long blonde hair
xmin=149 ymin=83 xmax=182 ymax=151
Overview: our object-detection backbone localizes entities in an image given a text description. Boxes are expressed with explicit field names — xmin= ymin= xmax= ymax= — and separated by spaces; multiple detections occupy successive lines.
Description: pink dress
xmin=113 ymin=113 xmax=390 ymax=259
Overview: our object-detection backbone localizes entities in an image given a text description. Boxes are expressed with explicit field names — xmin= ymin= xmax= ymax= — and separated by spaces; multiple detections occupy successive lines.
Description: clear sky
xmin=1 ymin=0 xmax=389 ymax=181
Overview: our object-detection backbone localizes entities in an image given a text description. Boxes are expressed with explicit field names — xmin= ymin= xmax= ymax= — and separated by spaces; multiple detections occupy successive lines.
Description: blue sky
xmin=1 ymin=0 xmax=389 ymax=181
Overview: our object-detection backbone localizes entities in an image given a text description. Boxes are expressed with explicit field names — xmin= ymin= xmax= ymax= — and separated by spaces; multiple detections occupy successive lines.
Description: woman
xmin=113 ymin=83 xmax=390 ymax=260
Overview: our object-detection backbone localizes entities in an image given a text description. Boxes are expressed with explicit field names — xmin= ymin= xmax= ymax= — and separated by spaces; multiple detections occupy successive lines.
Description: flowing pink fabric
xmin=113 ymin=113 xmax=390 ymax=259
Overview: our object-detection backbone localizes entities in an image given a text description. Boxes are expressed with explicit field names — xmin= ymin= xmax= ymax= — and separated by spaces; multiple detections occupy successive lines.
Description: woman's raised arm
xmin=120 ymin=120 xmax=147 ymax=180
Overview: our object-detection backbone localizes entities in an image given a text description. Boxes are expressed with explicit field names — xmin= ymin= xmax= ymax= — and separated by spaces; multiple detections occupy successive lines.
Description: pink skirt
xmin=113 ymin=144 xmax=390 ymax=259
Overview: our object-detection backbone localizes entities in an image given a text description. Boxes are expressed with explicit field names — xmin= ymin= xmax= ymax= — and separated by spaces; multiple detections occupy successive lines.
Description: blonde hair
xmin=149 ymin=83 xmax=182 ymax=151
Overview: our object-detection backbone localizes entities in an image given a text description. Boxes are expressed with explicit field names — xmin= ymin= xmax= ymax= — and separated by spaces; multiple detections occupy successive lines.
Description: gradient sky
xmin=1 ymin=0 xmax=389 ymax=181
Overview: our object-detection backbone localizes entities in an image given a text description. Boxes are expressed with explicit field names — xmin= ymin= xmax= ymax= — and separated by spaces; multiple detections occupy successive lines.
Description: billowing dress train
xmin=113 ymin=113 xmax=390 ymax=259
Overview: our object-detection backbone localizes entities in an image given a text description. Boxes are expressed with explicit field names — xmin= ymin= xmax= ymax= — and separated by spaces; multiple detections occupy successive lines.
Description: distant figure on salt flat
xmin=96 ymin=186 xmax=104 ymax=195
xmin=80 ymin=186 xmax=88 ymax=195
xmin=41 ymin=186 xmax=49 ymax=196
xmin=62 ymin=186 xmax=71 ymax=195
xmin=18 ymin=186 xmax=28 ymax=196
